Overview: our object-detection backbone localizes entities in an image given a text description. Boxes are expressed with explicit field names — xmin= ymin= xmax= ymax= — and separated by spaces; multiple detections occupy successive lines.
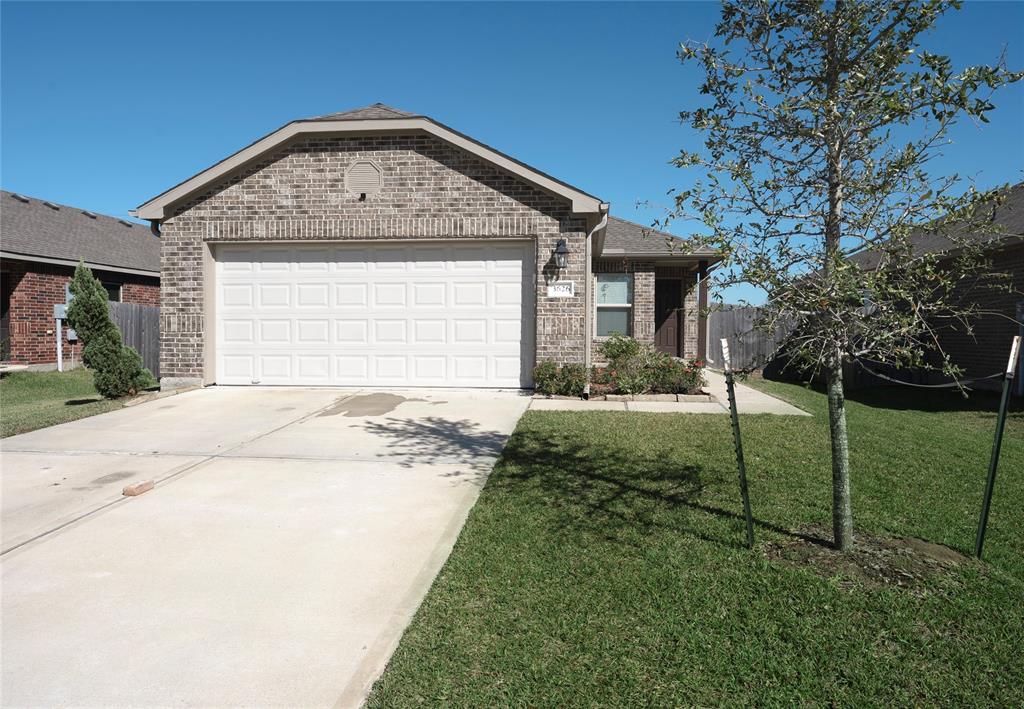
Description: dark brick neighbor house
xmin=134 ymin=104 xmax=719 ymax=390
xmin=1 ymin=191 xmax=160 ymax=367
xmin=849 ymin=182 xmax=1024 ymax=394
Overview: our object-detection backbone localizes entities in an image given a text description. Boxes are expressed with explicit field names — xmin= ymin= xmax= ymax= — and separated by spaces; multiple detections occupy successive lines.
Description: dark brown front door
xmin=655 ymin=279 xmax=682 ymax=356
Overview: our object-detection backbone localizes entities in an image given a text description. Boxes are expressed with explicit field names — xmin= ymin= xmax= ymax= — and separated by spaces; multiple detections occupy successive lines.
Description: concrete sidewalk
xmin=529 ymin=370 xmax=808 ymax=416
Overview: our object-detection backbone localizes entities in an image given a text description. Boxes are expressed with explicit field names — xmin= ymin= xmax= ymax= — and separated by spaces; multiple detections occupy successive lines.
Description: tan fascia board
xmin=596 ymin=250 xmax=722 ymax=264
xmin=136 ymin=118 xmax=605 ymax=220
xmin=0 ymin=251 xmax=160 ymax=278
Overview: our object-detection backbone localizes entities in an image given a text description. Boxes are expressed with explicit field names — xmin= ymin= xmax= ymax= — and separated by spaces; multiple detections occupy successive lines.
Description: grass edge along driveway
xmin=0 ymin=369 xmax=122 ymax=438
xmin=368 ymin=380 xmax=1023 ymax=707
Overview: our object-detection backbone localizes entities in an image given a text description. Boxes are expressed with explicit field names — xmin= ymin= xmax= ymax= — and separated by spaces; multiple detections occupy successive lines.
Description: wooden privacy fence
xmin=707 ymin=305 xmax=793 ymax=371
xmin=108 ymin=302 xmax=160 ymax=377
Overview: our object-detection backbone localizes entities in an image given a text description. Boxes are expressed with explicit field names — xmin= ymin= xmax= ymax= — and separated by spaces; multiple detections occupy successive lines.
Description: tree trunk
xmin=824 ymin=1 xmax=853 ymax=552
xmin=826 ymin=356 xmax=854 ymax=551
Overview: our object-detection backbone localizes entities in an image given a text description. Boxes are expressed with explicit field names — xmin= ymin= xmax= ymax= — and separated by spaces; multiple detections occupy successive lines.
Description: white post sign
xmin=721 ymin=338 xmax=732 ymax=372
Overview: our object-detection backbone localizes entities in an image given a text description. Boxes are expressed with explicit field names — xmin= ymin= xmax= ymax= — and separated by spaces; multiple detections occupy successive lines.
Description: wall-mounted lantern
xmin=553 ymin=239 xmax=570 ymax=269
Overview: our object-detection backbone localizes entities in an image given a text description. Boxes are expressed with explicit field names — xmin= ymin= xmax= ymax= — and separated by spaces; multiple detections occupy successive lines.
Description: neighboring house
xmin=849 ymin=182 xmax=1024 ymax=393
xmin=1 ymin=192 xmax=161 ymax=367
xmin=135 ymin=104 xmax=719 ymax=390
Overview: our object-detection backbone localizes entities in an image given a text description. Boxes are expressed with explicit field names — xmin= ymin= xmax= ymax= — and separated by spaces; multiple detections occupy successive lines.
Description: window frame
xmin=594 ymin=273 xmax=634 ymax=337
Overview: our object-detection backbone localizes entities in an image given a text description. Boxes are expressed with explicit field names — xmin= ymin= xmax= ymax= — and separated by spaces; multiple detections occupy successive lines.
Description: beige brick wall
xmin=159 ymin=133 xmax=589 ymax=381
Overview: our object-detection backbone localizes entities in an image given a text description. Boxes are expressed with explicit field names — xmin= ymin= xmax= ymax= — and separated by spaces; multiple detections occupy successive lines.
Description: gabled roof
xmin=597 ymin=215 xmax=720 ymax=261
xmin=849 ymin=182 xmax=1024 ymax=270
xmin=306 ymin=103 xmax=419 ymax=121
xmin=135 ymin=103 xmax=606 ymax=220
xmin=1 ymin=191 xmax=160 ymax=276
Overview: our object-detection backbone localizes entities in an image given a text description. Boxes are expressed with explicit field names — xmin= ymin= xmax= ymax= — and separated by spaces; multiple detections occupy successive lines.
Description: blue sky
xmin=2 ymin=1 xmax=1022 ymax=303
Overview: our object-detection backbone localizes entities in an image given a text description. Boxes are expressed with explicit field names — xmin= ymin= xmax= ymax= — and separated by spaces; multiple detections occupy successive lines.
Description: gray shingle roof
xmin=601 ymin=216 xmax=719 ymax=258
xmin=1 ymin=191 xmax=160 ymax=274
xmin=306 ymin=103 xmax=419 ymax=121
xmin=849 ymin=183 xmax=1024 ymax=270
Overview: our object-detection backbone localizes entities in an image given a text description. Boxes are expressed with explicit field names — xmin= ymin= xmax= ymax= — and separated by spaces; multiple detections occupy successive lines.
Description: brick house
xmin=849 ymin=182 xmax=1024 ymax=394
xmin=1 ymin=191 xmax=160 ymax=367
xmin=134 ymin=104 xmax=719 ymax=390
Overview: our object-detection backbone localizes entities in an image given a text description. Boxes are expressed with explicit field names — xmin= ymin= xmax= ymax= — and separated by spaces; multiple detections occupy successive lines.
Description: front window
xmin=596 ymin=273 xmax=633 ymax=336
xmin=102 ymin=282 xmax=122 ymax=302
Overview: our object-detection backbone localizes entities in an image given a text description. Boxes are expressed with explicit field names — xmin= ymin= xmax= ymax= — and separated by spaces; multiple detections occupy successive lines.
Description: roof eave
xmin=136 ymin=117 xmax=604 ymax=220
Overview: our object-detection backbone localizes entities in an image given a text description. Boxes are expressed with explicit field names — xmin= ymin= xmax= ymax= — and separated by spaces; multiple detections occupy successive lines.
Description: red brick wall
xmin=122 ymin=282 xmax=160 ymax=307
xmin=1 ymin=259 xmax=160 ymax=365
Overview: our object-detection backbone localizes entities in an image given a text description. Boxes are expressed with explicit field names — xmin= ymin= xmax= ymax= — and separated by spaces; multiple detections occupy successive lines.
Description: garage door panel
xmin=296 ymin=283 xmax=329 ymax=307
xmin=258 ymin=284 xmax=290 ymax=307
xmin=335 ymin=320 xmax=368 ymax=344
xmin=216 ymin=241 xmax=534 ymax=387
xmin=452 ymin=282 xmax=486 ymax=307
xmin=259 ymin=355 xmax=292 ymax=380
xmin=372 ymin=283 xmax=406 ymax=307
xmin=411 ymin=282 xmax=446 ymax=307
xmin=335 ymin=283 xmax=368 ymax=307
xmin=260 ymin=320 xmax=291 ymax=344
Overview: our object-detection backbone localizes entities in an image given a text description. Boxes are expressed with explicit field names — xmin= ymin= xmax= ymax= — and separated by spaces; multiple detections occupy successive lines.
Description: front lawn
xmin=369 ymin=380 xmax=1023 ymax=706
xmin=0 ymin=368 xmax=123 ymax=437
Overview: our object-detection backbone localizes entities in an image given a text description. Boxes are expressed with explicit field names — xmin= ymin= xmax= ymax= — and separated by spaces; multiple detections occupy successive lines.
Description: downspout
xmin=583 ymin=204 xmax=610 ymax=398
xmin=149 ymin=220 xmax=162 ymax=237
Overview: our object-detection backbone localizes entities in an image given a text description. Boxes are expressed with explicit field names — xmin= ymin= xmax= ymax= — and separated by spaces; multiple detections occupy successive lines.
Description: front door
xmin=654 ymin=279 xmax=682 ymax=356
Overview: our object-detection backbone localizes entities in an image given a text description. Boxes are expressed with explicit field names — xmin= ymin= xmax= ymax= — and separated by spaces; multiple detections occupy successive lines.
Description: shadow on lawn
xmin=364 ymin=413 xmax=828 ymax=550
xmin=495 ymin=429 xmax=831 ymax=551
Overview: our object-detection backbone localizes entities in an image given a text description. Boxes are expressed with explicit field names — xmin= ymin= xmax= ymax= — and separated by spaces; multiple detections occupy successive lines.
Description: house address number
xmin=547 ymin=282 xmax=575 ymax=298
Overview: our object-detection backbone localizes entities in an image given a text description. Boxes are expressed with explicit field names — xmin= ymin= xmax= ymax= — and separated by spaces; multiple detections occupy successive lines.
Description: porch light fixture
xmin=553 ymin=239 xmax=570 ymax=269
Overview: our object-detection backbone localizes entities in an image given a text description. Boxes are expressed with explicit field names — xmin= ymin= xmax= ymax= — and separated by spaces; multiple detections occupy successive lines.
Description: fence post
xmin=722 ymin=339 xmax=755 ymax=549
xmin=974 ymin=335 xmax=1022 ymax=559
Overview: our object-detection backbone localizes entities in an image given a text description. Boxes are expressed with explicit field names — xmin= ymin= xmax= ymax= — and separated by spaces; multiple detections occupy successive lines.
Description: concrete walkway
xmin=530 ymin=370 xmax=808 ymax=416
xmin=1 ymin=387 xmax=530 ymax=708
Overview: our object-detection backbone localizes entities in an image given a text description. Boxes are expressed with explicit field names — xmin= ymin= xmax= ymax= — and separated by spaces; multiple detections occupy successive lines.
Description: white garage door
xmin=215 ymin=241 xmax=534 ymax=388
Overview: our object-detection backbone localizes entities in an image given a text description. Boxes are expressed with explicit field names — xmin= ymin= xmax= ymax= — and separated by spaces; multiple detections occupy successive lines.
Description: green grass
xmin=0 ymin=368 xmax=123 ymax=437
xmin=368 ymin=380 xmax=1024 ymax=707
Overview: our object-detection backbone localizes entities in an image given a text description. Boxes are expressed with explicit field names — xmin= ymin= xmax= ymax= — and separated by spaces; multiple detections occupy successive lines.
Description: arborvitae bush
xmin=67 ymin=262 xmax=155 ymax=398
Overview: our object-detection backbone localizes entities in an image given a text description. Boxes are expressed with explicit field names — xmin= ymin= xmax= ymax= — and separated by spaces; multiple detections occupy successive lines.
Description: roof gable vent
xmin=345 ymin=160 xmax=383 ymax=197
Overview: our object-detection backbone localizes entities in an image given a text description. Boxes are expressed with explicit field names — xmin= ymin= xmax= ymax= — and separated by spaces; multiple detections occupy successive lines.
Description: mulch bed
xmin=764 ymin=525 xmax=977 ymax=595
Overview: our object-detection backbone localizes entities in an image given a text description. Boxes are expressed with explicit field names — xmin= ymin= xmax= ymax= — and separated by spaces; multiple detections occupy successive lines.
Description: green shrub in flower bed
xmin=594 ymin=334 xmax=705 ymax=395
xmin=532 ymin=361 xmax=588 ymax=397
xmin=532 ymin=335 xmax=706 ymax=397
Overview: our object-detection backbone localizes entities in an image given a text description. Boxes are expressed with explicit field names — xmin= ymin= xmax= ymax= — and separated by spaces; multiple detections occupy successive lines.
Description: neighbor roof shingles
xmin=1 ymin=191 xmax=160 ymax=273
xmin=849 ymin=182 xmax=1024 ymax=270
xmin=601 ymin=216 xmax=719 ymax=258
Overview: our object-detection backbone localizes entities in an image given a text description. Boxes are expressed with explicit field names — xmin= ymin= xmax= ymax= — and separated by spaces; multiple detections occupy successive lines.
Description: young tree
xmin=67 ymin=262 xmax=155 ymax=398
xmin=671 ymin=0 xmax=1021 ymax=550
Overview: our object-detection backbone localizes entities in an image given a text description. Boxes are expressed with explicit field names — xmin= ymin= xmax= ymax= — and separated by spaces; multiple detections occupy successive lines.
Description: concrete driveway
xmin=1 ymin=387 xmax=529 ymax=708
